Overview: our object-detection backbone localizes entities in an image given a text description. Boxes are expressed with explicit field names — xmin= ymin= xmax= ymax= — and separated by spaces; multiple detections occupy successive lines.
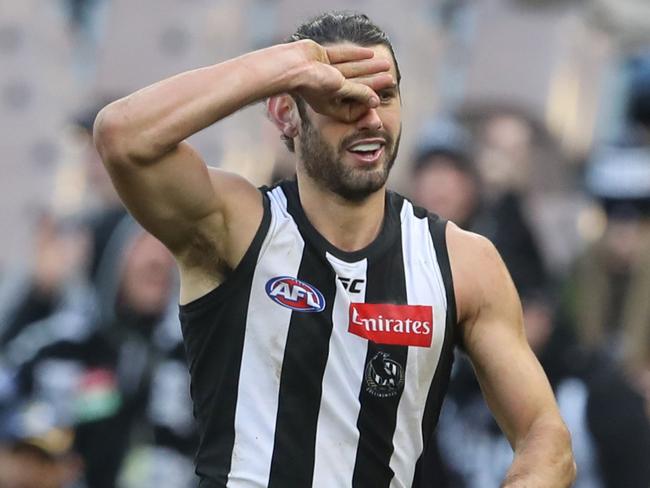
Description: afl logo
xmin=265 ymin=276 xmax=326 ymax=312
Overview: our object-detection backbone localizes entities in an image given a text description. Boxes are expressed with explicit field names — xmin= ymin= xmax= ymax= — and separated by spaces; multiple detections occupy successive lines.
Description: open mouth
xmin=346 ymin=140 xmax=386 ymax=164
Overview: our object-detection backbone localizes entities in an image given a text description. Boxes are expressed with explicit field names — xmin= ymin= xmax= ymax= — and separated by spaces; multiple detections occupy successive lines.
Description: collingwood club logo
xmin=365 ymin=351 xmax=405 ymax=398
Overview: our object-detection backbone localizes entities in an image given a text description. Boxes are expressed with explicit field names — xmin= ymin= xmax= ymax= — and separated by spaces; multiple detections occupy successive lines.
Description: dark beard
xmin=298 ymin=117 xmax=401 ymax=202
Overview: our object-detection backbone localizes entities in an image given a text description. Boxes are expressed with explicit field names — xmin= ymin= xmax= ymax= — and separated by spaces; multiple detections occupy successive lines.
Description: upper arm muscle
xmin=104 ymin=141 xmax=220 ymax=250
xmin=102 ymin=140 xmax=263 ymax=276
xmin=447 ymin=225 xmax=560 ymax=447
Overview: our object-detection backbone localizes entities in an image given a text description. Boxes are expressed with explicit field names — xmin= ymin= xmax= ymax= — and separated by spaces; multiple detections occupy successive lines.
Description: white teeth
xmin=349 ymin=142 xmax=381 ymax=152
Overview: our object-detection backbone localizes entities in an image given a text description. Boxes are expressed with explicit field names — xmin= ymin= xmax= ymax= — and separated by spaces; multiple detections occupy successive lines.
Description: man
xmin=93 ymin=11 xmax=575 ymax=488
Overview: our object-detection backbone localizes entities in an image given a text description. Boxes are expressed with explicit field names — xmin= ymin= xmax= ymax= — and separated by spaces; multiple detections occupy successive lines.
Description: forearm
xmin=502 ymin=415 xmax=576 ymax=488
xmin=94 ymin=42 xmax=309 ymax=163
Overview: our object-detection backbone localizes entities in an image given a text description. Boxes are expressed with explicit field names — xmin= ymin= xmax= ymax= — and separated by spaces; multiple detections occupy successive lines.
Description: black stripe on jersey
xmin=352 ymin=215 xmax=409 ymax=488
xmin=267 ymin=248 xmax=337 ymax=488
xmin=413 ymin=217 xmax=457 ymax=488
xmin=179 ymin=192 xmax=272 ymax=486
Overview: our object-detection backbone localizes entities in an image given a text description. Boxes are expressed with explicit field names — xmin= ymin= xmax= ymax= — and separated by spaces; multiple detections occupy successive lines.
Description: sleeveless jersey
xmin=179 ymin=180 xmax=457 ymax=488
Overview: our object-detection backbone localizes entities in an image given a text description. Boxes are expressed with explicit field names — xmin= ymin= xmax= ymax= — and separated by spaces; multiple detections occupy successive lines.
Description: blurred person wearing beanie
xmin=566 ymin=140 xmax=650 ymax=372
xmin=8 ymin=216 xmax=197 ymax=488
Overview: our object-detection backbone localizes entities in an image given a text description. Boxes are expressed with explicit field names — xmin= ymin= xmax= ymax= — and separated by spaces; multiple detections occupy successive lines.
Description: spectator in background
xmin=410 ymin=116 xmax=547 ymax=293
xmin=568 ymin=144 xmax=650 ymax=362
xmin=410 ymin=114 xmax=650 ymax=487
xmin=560 ymin=139 xmax=650 ymax=488
xmin=0 ymin=400 xmax=83 ymax=488
xmin=564 ymin=59 xmax=650 ymax=383
xmin=0 ymin=100 xmax=125 ymax=347
xmin=6 ymin=216 xmax=196 ymax=488
xmin=411 ymin=118 xmax=480 ymax=229
xmin=435 ymin=278 xmax=650 ymax=488
xmin=434 ymin=286 xmax=602 ymax=488
xmin=0 ymin=102 xmax=127 ymax=421
xmin=0 ymin=214 xmax=89 ymax=348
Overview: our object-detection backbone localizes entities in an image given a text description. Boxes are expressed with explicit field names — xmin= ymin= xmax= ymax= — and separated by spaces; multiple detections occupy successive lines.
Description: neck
xmin=296 ymin=172 xmax=386 ymax=252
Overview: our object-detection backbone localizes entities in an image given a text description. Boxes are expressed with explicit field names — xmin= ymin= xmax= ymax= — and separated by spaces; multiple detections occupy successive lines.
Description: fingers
xmin=336 ymin=80 xmax=380 ymax=108
xmin=328 ymin=73 xmax=396 ymax=117
xmin=342 ymin=104 xmax=375 ymax=123
xmin=323 ymin=103 xmax=366 ymax=124
xmin=325 ymin=44 xmax=375 ymax=64
xmin=327 ymin=73 xmax=398 ymax=122
xmin=334 ymin=58 xmax=391 ymax=79
xmin=350 ymin=73 xmax=396 ymax=93
xmin=334 ymin=73 xmax=396 ymax=107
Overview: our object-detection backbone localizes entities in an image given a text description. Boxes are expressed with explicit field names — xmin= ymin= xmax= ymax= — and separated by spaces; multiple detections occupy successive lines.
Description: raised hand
xmin=291 ymin=41 xmax=395 ymax=122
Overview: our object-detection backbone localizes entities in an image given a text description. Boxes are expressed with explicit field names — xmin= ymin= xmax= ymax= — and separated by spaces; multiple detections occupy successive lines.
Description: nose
xmin=355 ymin=107 xmax=383 ymax=131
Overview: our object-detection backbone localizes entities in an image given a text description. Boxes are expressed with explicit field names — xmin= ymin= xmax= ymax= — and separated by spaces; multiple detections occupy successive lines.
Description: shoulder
xmin=445 ymin=222 xmax=517 ymax=325
xmin=185 ymin=167 xmax=265 ymax=257
xmin=207 ymin=167 xmax=263 ymax=211
xmin=176 ymin=168 xmax=268 ymax=304
xmin=446 ymin=222 xmax=502 ymax=268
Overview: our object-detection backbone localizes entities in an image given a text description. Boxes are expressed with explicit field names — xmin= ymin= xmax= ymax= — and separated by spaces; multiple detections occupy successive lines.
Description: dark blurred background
xmin=0 ymin=0 xmax=649 ymax=487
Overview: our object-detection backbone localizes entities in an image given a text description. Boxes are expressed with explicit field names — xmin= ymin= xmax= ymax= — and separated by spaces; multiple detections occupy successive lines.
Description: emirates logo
xmin=348 ymin=303 xmax=434 ymax=347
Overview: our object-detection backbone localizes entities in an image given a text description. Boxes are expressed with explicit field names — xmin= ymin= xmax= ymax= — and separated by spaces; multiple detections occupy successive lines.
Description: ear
xmin=266 ymin=95 xmax=300 ymax=138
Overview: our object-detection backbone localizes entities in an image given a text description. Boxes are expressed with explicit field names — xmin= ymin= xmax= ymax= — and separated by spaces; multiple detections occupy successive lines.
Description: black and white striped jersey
xmin=180 ymin=179 xmax=457 ymax=488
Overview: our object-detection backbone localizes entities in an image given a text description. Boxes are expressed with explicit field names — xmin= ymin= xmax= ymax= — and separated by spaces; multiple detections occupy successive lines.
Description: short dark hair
xmin=281 ymin=11 xmax=401 ymax=152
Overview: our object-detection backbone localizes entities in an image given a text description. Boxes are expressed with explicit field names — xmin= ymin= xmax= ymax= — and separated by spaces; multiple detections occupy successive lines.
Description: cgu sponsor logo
xmin=349 ymin=303 xmax=433 ymax=347
xmin=265 ymin=276 xmax=326 ymax=312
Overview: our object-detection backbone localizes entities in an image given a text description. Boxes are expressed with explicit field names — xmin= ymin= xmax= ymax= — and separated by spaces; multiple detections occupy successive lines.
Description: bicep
xmin=104 ymin=141 xmax=221 ymax=250
xmin=450 ymin=228 xmax=559 ymax=448
xmin=105 ymin=138 xmax=267 ymax=267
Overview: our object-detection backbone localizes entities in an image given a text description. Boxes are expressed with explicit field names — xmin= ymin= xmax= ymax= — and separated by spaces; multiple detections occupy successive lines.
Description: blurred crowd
xmin=0 ymin=107 xmax=198 ymax=487
xmin=411 ymin=85 xmax=650 ymax=487
xmin=1 ymin=2 xmax=650 ymax=488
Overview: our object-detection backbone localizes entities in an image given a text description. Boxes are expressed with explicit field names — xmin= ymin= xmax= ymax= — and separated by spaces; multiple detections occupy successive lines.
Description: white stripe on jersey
xmin=227 ymin=187 xmax=303 ymax=487
xmin=389 ymin=200 xmax=448 ymax=488
xmin=311 ymin=253 xmax=369 ymax=488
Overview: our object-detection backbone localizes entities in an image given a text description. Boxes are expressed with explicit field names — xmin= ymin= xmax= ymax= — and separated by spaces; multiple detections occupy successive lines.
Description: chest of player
xmin=242 ymin=245 xmax=449 ymax=399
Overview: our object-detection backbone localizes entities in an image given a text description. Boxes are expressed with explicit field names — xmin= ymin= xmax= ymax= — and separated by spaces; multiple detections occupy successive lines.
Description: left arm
xmin=447 ymin=223 xmax=576 ymax=487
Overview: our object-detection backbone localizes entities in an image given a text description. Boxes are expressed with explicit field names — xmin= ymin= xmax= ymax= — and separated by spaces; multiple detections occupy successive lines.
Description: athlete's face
xmin=296 ymin=44 xmax=402 ymax=201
